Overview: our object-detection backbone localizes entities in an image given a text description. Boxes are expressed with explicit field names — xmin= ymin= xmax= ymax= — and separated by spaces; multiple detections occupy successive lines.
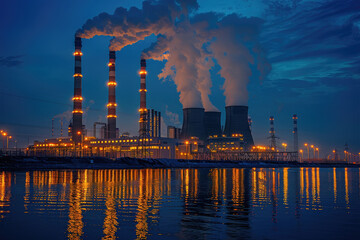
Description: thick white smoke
xmin=77 ymin=0 xmax=270 ymax=109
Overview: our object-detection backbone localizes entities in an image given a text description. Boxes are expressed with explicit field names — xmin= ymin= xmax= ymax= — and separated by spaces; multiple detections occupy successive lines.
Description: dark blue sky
xmin=0 ymin=0 xmax=359 ymax=157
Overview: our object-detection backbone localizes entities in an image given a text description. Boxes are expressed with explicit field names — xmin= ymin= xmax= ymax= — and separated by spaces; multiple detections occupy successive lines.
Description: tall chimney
xmin=60 ymin=118 xmax=63 ymax=137
xmin=154 ymin=111 xmax=158 ymax=137
xmin=248 ymin=116 xmax=252 ymax=131
xmin=107 ymin=50 xmax=117 ymax=139
xmin=139 ymin=59 xmax=147 ymax=137
xmin=181 ymin=108 xmax=206 ymax=140
xmin=151 ymin=109 xmax=155 ymax=137
xmin=269 ymin=116 xmax=277 ymax=151
xmin=72 ymin=36 xmax=83 ymax=144
xmin=158 ymin=111 xmax=161 ymax=138
xmin=293 ymin=114 xmax=298 ymax=152
xmin=224 ymin=106 xmax=254 ymax=149
xmin=52 ymin=118 xmax=54 ymax=137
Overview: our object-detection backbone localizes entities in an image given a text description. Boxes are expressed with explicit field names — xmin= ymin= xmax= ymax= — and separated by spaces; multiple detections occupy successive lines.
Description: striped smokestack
xmin=107 ymin=51 xmax=117 ymax=138
xmin=293 ymin=114 xmax=298 ymax=152
xmin=72 ymin=36 xmax=83 ymax=144
xmin=269 ymin=116 xmax=277 ymax=151
xmin=139 ymin=59 xmax=147 ymax=137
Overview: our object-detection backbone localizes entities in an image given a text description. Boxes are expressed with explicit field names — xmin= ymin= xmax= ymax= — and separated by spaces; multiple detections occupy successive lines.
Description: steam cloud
xmin=77 ymin=0 xmax=270 ymax=109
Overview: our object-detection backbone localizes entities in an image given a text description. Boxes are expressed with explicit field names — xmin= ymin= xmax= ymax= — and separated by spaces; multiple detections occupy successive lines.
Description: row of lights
xmin=90 ymin=138 xmax=154 ymax=144
xmin=299 ymin=143 xmax=319 ymax=159
xmin=1 ymin=129 xmax=13 ymax=149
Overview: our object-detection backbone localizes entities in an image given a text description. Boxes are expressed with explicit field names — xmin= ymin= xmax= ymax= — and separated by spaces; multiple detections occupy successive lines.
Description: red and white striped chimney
xmin=72 ymin=36 xmax=83 ymax=144
xmin=139 ymin=59 xmax=147 ymax=137
xmin=107 ymin=50 xmax=117 ymax=138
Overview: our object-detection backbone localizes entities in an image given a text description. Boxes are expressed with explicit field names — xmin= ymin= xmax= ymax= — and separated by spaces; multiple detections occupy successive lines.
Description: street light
xmin=77 ymin=131 xmax=82 ymax=157
xmin=299 ymin=149 xmax=304 ymax=160
xmin=7 ymin=136 xmax=12 ymax=149
xmin=344 ymin=150 xmax=348 ymax=163
xmin=315 ymin=147 xmax=319 ymax=159
xmin=185 ymin=141 xmax=189 ymax=160
xmin=2 ymin=132 xmax=8 ymax=149
xmin=310 ymin=145 xmax=315 ymax=159
xmin=282 ymin=142 xmax=287 ymax=152
xmin=304 ymin=143 xmax=310 ymax=160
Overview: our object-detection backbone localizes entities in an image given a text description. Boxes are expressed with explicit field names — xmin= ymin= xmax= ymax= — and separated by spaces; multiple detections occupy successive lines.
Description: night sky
xmin=1 ymin=0 xmax=359 ymax=157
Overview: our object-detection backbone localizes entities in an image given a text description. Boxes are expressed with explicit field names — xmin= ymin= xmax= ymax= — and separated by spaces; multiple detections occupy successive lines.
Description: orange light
xmin=73 ymin=73 xmax=83 ymax=77
xmin=107 ymin=103 xmax=117 ymax=107
xmin=185 ymin=141 xmax=189 ymax=145
xmin=107 ymin=115 xmax=117 ymax=118
xmin=77 ymin=131 xmax=81 ymax=135
xmin=139 ymin=70 xmax=147 ymax=75
xmin=72 ymin=96 xmax=83 ymax=101
xmin=73 ymin=51 xmax=83 ymax=56
xmin=9 ymin=136 xmax=12 ymax=139
xmin=108 ymin=62 xmax=114 ymax=67
xmin=2 ymin=132 xmax=7 ymax=136
xmin=304 ymin=143 xmax=308 ymax=147
xmin=138 ymin=108 xmax=148 ymax=112
xmin=72 ymin=110 xmax=83 ymax=114
xmin=108 ymin=82 xmax=117 ymax=86
xmin=311 ymin=145 xmax=314 ymax=148
xmin=139 ymin=89 xmax=147 ymax=92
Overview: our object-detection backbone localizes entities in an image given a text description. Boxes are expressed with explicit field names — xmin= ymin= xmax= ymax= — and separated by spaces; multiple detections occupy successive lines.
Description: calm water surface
xmin=0 ymin=168 xmax=360 ymax=239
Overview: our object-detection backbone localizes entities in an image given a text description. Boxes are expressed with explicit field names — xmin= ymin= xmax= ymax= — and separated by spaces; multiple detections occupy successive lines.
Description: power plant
xmin=28 ymin=36 xmax=299 ymax=161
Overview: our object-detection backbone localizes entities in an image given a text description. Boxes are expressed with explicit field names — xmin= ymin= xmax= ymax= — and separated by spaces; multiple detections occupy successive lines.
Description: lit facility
xmin=28 ymin=36 xmax=267 ymax=160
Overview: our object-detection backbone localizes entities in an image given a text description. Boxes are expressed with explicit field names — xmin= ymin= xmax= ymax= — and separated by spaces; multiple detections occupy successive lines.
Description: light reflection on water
xmin=0 ymin=168 xmax=360 ymax=239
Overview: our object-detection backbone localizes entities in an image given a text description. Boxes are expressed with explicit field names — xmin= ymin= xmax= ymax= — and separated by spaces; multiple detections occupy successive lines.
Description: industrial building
xmin=28 ymin=36 xmax=258 ymax=160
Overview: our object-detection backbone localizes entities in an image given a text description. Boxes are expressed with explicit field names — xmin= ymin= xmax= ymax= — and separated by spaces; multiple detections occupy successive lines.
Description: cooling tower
xmin=181 ymin=108 xmax=206 ymax=140
xmin=224 ymin=106 xmax=254 ymax=149
xmin=204 ymin=111 xmax=222 ymax=138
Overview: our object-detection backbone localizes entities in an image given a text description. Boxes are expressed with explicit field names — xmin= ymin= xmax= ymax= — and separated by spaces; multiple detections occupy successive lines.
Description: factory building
xmin=207 ymin=134 xmax=245 ymax=152
xmin=167 ymin=126 xmax=181 ymax=139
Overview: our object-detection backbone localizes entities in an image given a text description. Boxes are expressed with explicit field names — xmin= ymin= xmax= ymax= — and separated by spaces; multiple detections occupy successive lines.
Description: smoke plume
xmin=77 ymin=0 xmax=270 ymax=109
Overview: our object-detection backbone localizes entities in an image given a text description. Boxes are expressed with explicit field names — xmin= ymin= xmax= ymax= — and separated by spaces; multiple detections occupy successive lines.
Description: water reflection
xmin=0 ymin=171 xmax=12 ymax=219
xmin=0 ymin=168 xmax=359 ymax=239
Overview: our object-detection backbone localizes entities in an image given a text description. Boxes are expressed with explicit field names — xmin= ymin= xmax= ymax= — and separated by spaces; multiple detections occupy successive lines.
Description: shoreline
xmin=0 ymin=156 xmax=358 ymax=171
